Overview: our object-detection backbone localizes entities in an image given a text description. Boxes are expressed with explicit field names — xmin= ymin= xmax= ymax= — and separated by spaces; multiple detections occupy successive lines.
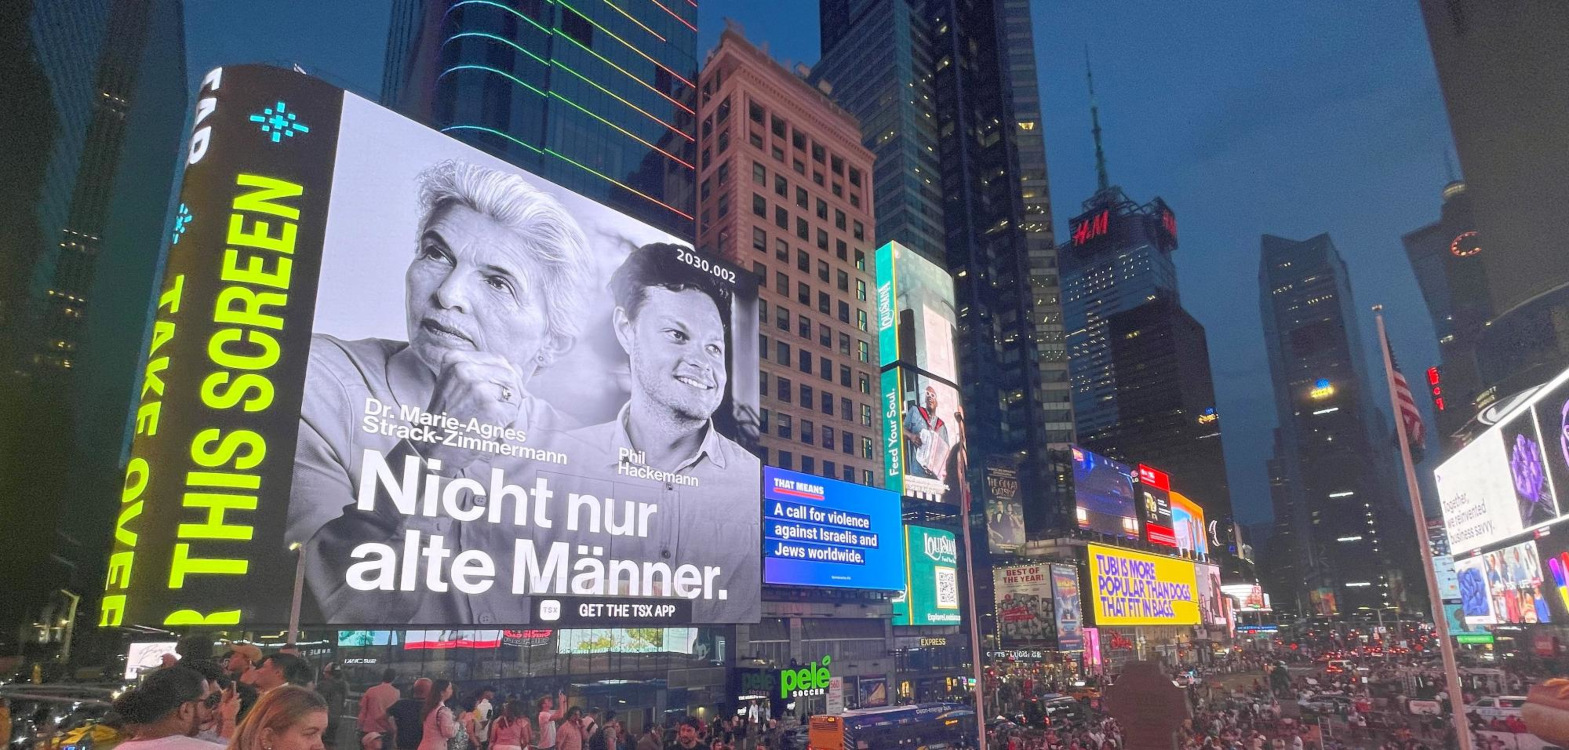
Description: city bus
xmin=803 ymin=703 xmax=976 ymax=750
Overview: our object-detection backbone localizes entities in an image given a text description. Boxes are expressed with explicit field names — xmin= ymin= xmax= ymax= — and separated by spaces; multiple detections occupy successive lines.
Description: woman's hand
xmin=424 ymin=349 xmax=527 ymax=468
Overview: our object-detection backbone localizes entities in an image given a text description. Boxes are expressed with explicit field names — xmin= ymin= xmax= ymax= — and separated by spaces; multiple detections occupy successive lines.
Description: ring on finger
xmin=493 ymin=381 xmax=513 ymax=403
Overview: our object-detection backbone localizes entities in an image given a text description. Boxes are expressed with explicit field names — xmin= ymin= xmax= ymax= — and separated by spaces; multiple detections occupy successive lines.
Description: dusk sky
xmin=186 ymin=1 xmax=1455 ymax=530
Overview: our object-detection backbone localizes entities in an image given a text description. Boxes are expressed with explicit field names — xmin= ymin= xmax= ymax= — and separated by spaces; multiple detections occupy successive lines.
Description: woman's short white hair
xmin=416 ymin=160 xmax=594 ymax=366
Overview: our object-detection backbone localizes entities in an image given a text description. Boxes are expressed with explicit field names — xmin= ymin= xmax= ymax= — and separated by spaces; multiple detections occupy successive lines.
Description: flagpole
xmin=1374 ymin=305 xmax=1471 ymax=750
xmin=961 ymin=482 xmax=989 ymax=750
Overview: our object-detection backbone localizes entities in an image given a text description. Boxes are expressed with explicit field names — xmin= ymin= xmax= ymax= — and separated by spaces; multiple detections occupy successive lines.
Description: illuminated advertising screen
xmin=556 ymin=628 xmax=700 ymax=655
xmin=125 ymin=642 xmax=179 ymax=679
xmin=763 ymin=467 xmax=905 ymax=591
xmin=984 ymin=458 xmax=1025 ymax=553
xmin=1072 ymin=447 xmax=1139 ymax=539
xmin=101 ymin=66 xmax=762 ymax=629
xmin=1050 ymin=563 xmax=1084 ymax=652
xmin=403 ymin=631 xmax=504 ymax=650
xmin=1436 ymin=365 xmax=1569 ymax=554
xmin=1138 ymin=465 xmax=1176 ymax=548
xmin=1195 ymin=563 xmax=1226 ymax=629
xmin=1086 ymin=544 xmax=1200 ymax=626
xmin=891 ymin=525 xmax=960 ymax=625
xmin=1170 ymin=491 xmax=1207 ymax=556
xmin=1433 ymin=555 xmax=1461 ymax=603
xmin=875 ymin=242 xmax=964 ymax=504
xmin=994 ymin=564 xmax=1056 ymax=645
xmin=338 ymin=630 xmax=399 ymax=647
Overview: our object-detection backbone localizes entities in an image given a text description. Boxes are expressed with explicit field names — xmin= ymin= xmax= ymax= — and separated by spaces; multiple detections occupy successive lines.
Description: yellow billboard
xmin=1087 ymin=544 xmax=1200 ymax=626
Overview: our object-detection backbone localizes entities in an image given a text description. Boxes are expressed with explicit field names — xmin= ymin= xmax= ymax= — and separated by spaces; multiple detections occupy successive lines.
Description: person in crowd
xmin=358 ymin=670 xmax=401 ymax=741
xmin=112 ymin=666 xmax=238 ymax=750
xmin=252 ymin=654 xmax=314 ymax=693
xmin=293 ymin=159 xmax=596 ymax=624
xmin=316 ymin=663 xmax=348 ymax=747
xmin=472 ymin=688 xmax=495 ymax=750
xmin=536 ymin=692 xmax=566 ymax=750
xmin=417 ymin=680 xmax=457 ymax=750
xmin=586 ymin=714 xmax=617 ymax=750
xmin=635 ymin=725 xmax=661 ymax=750
xmin=485 ymin=701 xmax=530 ymax=750
xmin=663 ymin=718 xmax=701 ymax=750
xmin=455 ymin=697 xmax=479 ymax=750
xmin=224 ymin=645 xmax=263 ymax=685
xmin=554 ymin=707 xmax=585 ymax=750
xmin=386 ymin=679 xmax=432 ymax=750
xmin=229 ymin=685 xmax=329 ymax=750
xmin=580 ymin=709 xmax=600 ymax=741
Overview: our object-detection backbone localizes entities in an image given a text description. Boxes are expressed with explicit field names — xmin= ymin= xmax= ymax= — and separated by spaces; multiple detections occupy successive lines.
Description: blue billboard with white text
xmin=763 ymin=467 xmax=906 ymax=590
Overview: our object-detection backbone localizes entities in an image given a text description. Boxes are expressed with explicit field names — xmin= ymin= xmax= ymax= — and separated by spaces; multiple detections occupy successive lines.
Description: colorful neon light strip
xmin=440 ymin=64 xmax=546 ymax=98
xmin=442 ymin=125 xmax=694 ymax=222
xmin=554 ymin=0 xmax=693 ymax=87
xmin=445 ymin=1 xmax=694 ymax=116
xmin=646 ymin=0 xmax=697 ymax=32
xmin=605 ymin=0 xmax=665 ymax=41
xmin=549 ymin=91 xmax=693 ymax=170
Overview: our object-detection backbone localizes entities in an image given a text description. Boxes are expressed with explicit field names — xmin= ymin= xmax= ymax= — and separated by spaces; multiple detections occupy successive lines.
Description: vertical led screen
xmin=1137 ymin=464 xmax=1176 ymax=548
xmin=1195 ymin=563 xmax=1227 ymax=631
xmin=1436 ymin=364 xmax=1569 ymax=554
xmin=891 ymin=525 xmax=960 ymax=625
xmin=102 ymin=66 xmax=762 ymax=629
xmin=994 ymin=564 xmax=1056 ymax=646
xmin=1050 ymin=563 xmax=1083 ymax=651
xmin=1169 ymin=491 xmax=1207 ymax=556
xmin=985 ymin=458 xmax=1025 ymax=553
xmin=763 ymin=467 xmax=905 ymax=591
xmin=1072 ymin=446 xmax=1139 ymax=539
xmin=875 ymin=242 xmax=964 ymax=504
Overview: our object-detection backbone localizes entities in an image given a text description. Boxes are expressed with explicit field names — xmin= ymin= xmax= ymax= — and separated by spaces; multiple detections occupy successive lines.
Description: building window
xmin=801 ymin=383 xmax=813 ymax=406
xmin=824 ymin=459 xmax=836 ymax=477
xmin=775 ymin=305 xmax=789 ymax=331
xmin=752 ymin=161 xmax=766 ymax=185
xmin=824 ymin=428 xmax=836 ymax=450
xmin=838 ymin=301 xmax=850 ymax=323
xmin=798 ymin=314 xmax=811 ymax=340
xmin=849 ymin=166 xmax=862 ymax=186
xmin=759 ymin=408 xmax=770 ymax=432
xmin=819 ymin=357 xmax=832 ymax=381
xmin=816 ymin=198 xmax=828 ymax=220
xmin=796 ymin=217 xmax=809 ymax=241
xmin=771 ymin=115 xmax=786 ymax=138
xmin=775 ymin=206 xmax=788 ymax=230
xmin=776 ymin=238 xmax=788 ymax=261
xmin=561 ymin=6 xmax=594 ymax=44
xmin=818 ymin=260 xmax=830 ymax=282
xmin=793 ymin=159 xmax=806 ymax=175
xmin=716 ymin=193 xmax=729 ymax=217
xmin=774 ymin=271 xmax=788 ymax=295
xmin=857 ymin=340 xmax=870 ymax=362
xmin=842 ymin=431 xmax=854 ymax=455
xmin=812 ymin=142 xmax=825 ymax=163
xmin=834 ymin=209 xmax=846 ymax=230
xmin=861 ymin=403 xmax=873 ymax=426
xmin=796 ymin=249 xmax=810 ymax=272
xmin=797 ymin=282 xmax=810 ymax=305
xmin=840 ymin=397 xmax=852 ymax=421
xmin=813 ymin=171 xmax=825 ymax=186
xmin=844 ymin=465 xmax=856 ymax=483
xmin=855 ymin=249 xmax=866 ymax=271
xmin=802 ymin=419 xmax=815 ymax=445
xmin=779 ymin=451 xmax=793 ymax=470
xmin=853 ymin=221 xmax=865 ymax=240
xmin=776 ymin=341 xmax=791 ymax=368
xmin=862 ymin=469 xmax=874 ymax=485
xmin=798 ymin=349 xmax=811 ymax=373
xmin=749 ymin=100 xmax=764 ymax=123
xmin=792 ymin=129 xmax=807 ymax=151
xmin=819 ymin=324 xmax=832 ymax=347
xmin=774 ymin=174 xmax=787 ymax=197
xmin=856 ymin=279 xmax=867 ymax=301
xmin=850 ymin=193 xmax=859 ymax=208
xmin=752 ymin=194 xmax=766 ymax=217
xmin=772 ymin=145 xmax=784 ymax=162
xmin=858 ymin=373 xmax=871 ymax=394
xmin=759 ymin=371 xmax=769 ymax=396
xmin=816 ymin=229 xmax=828 ymax=250
xmin=861 ymin=437 xmax=874 ymax=459
xmin=750 ymin=131 xmax=763 ymax=149
xmin=857 ymin=309 xmax=868 ymax=332
xmin=819 ymin=292 xmax=831 ymax=315
xmin=802 ymin=456 xmax=815 ymax=474
xmin=777 ymin=376 xmax=792 ymax=403
xmin=760 ymin=334 xmax=769 ymax=360
xmin=822 ymin=391 xmax=834 ymax=415
xmin=717 ymin=131 xmax=730 ymax=153
xmin=836 ymin=270 xmax=849 ymax=292
xmin=840 ymin=365 xmax=851 ymax=387
xmin=836 ymin=239 xmax=848 ymax=260
xmin=753 ymin=227 xmax=767 ymax=252
xmin=840 ymin=333 xmax=851 ymax=356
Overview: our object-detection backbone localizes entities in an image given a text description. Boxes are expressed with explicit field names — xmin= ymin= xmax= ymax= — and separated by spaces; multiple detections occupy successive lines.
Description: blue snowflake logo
xmin=249 ymin=101 xmax=311 ymax=143
xmin=172 ymin=203 xmax=193 ymax=245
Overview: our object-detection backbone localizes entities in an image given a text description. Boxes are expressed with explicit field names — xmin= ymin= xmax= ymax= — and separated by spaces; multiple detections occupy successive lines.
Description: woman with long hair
xmin=227 ymin=685 xmax=326 ymax=750
xmin=417 ymin=681 xmax=456 ymax=750
xmin=487 ymin=701 xmax=531 ymax=750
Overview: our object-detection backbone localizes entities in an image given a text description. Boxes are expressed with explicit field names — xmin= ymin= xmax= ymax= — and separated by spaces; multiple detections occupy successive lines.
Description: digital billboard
xmin=892 ymin=525 xmax=960 ymax=625
xmin=994 ymin=564 xmax=1056 ymax=645
xmin=984 ymin=458 xmax=1025 ymax=553
xmin=1433 ymin=554 xmax=1461 ymax=603
xmin=1170 ymin=491 xmax=1207 ymax=556
xmin=763 ymin=467 xmax=905 ymax=591
xmin=1137 ymin=465 xmax=1176 ymax=548
xmin=125 ymin=642 xmax=179 ymax=679
xmin=1086 ymin=544 xmax=1200 ymax=626
xmin=1072 ymin=447 xmax=1139 ymax=539
xmin=1221 ymin=584 xmax=1271 ymax=612
xmin=1195 ymin=563 xmax=1227 ymax=629
xmin=875 ymin=241 xmax=965 ymax=504
xmin=1050 ymin=564 xmax=1084 ymax=652
xmin=403 ymin=631 xmax=504 ymax=650
xmin=101 ymin=66 xmax=762 ymax=629
xmin=1436 ymin=365 xmax=1569 ymax=554
xmin=556 ymin=628 xmax=701 ymax=655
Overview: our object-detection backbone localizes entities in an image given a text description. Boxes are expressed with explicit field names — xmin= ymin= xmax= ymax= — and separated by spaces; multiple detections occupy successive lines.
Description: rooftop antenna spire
xmin=1443 ymin=146 xmax=1457 ymax=183
xmin=1086 ymin=46 xmax=1109 ymax=194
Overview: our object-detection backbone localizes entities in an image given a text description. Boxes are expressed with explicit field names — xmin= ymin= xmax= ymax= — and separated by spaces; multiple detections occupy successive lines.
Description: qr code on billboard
xmin=935 ymin=566 xmax=959 ymax=609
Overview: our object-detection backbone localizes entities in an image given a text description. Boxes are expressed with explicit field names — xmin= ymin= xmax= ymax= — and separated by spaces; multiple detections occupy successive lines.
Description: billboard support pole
xmin=287 ymin=543 xmax=305 ymax=649
xmin=1374 ymin=306 xmax=1470 ymax=750
xmin=961 ymin=498 xmax=988 ymax=750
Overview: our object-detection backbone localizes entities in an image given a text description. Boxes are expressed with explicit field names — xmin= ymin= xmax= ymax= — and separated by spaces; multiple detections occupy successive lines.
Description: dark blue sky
xmin=187 ymin=1 xmax=1455 ymax=529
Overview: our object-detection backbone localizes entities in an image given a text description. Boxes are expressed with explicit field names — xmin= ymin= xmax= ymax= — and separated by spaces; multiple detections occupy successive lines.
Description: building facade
xmin=1258 ymin=233 xmax=1416 ymax=614
xmin=381 ymin=0 xmax=698 ymax=238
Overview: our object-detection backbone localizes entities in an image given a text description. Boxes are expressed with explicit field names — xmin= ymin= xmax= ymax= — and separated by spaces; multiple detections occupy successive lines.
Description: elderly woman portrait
xmin=289 ymin=160 xmax=593 ymax=623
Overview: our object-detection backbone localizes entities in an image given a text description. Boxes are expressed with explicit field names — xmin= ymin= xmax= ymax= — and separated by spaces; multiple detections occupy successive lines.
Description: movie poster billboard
xmin=1453 ymin=553 xmax=1495 ymax=625
xmin=1436 ymin=366 xmax=1569 ymax=554
xmin=1050 ymin=563 xmax=1083 ymax=652
xmin=876 ymin=241 xmax=965 ymax=504
xmin=101 ymin=66 xmax=762 ymax=629
xmin=1195 ymin=563 xmax=1226 ymax=629
xmin=994 ymin=564 xmax=1056 ymax=645
xmin=1072 ymin=446 xmax=1140 ymax=539
xmin=1086 ymin=544 xmax=1200 ymax=626
xmin=1170 ymin=491 xmax=1207 ymax=556
xmin=763 ymin=467 xmax=905 ymax=591
xmin=892 ymin=525 xmax=960 ymax=625
xmin=985 ymin=458 xmax=1025 ymax=553
xmin=1137 ymin=464 xmax=1177 ymax=548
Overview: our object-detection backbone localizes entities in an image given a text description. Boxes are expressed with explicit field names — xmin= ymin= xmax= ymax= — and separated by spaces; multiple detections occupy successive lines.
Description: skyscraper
xmin=0 ymin=0 xmax=189 ymax=655
xmin=381 ymin=0 xmax=698 ymax=238
xmin=1258 ymin=233 xmax=1416 ymax=614
xmin=696 ymin=26 xmax=883 ymax=487
xmin=1402 ymin=180 xmax=1489 ymax=444
xmin=1420 ymin=0 xmax=1569 ymax=400
xmin=814 ymin=0 xmax=1073 ymax=528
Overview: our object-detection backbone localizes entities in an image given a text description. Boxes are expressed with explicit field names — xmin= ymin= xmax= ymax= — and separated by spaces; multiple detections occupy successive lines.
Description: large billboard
xmin=101 ymin=66 xmax=762 ymax=629
xmin=1195 ymin=563 xmax=1228 ymax=630
xmin=892 ymin=525 xmax=960 ymax=625
xmin=1436 ymin=366 xmax=1569 ymax=554
xmin=764 ymin=467 xmax=905 ymax=591
xmin=1086 ymin=544 xmax=1200 ymax=626
xmin=1170 ymin=491 xmax=1208 ymax=557
xmin=1433 ymin=554 xmax=1462 ymax=603
xmin=994 ymin=564 xmax=1056 ymax=645
xmin=984 ymin=458 xmax=1025 ymax=553
xmin=1050 ymin=564 xmax=1084 ymax=652
xmin=1137 ymin=464 xmax=1177 ymax=548
xmin=1072 ymin=446 xmax=1140 ymax=539
xmin=876 ymin=242 xmax=964 ymax=504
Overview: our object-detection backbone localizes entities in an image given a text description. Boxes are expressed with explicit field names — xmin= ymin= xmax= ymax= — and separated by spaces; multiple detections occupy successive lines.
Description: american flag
xmin=1389 ymin=343 xmax=1426 ymax=451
